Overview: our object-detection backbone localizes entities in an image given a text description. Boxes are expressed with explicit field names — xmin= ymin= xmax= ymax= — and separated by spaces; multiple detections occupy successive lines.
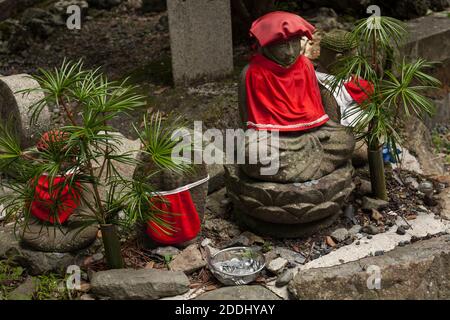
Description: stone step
xmin=288 ymin=234 xmax=450 ymax=299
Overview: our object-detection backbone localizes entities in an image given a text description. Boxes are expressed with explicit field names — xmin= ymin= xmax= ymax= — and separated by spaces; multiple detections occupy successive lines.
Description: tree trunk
xmin=368 ymin=139 xmax=388 ymax=201
xmin=100 ymin=224 xmax=124 ymax=269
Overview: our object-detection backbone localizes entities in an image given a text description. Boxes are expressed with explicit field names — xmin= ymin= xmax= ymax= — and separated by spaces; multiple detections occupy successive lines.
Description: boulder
xmin=0 ymin=74 xmax=51 ymax=148
xmin=7 ymin=277 xmax=38 ymax=300
xmin=0 ymin=225 xmax=89 ymax=275
xmin=195 ymin=285 xmax=281 ymax=300
xmin=90 ymin=268 xmax=190 ymax=300
xmin=288 ymin=235 xmax=450 ymax=299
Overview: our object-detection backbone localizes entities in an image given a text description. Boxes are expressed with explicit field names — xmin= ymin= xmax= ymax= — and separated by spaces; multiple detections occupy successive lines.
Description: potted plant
xmin=328 ymin=15 xmax=441 ymax=200
xmin=0 ymin=60 xmax=191 ymax=269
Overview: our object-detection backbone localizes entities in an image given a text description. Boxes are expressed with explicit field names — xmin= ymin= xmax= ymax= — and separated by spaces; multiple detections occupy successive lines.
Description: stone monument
xmin=225 ymin=12 xmax=355 ymax=238
xmin=167 ymin=0 xmax=234 ymax=85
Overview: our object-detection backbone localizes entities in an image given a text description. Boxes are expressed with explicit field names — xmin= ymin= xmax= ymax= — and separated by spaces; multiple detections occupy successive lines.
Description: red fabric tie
xmin=30 ymin=175 xmax=81 ymax=224
xmin=245 ymin=54 xmax=329 ymax=131
xmin=146 ymin=190 xmax=201 ymax=245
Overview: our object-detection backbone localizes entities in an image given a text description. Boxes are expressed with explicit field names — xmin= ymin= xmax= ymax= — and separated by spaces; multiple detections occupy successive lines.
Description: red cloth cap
xmin=250 ymin=11 xmax=315 ymax=47
xmin=343 ymin=76 xmax=374 ymax=105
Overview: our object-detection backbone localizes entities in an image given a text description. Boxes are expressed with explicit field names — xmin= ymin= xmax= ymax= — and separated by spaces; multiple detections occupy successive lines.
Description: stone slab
xmin=167 ymin=0 xmax=234 ymax=85
xmin=288 ymin=234 xmax=450 ymax=299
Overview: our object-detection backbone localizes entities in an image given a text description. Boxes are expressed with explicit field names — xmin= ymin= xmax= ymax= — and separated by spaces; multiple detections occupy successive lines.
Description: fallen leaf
xmin=326 ymin=236 xmax=336 ymax=247
xmin=144 ymin=261 xmax=155 ymax=269
xmin=371 ymin=209 xmax=383 ymax=221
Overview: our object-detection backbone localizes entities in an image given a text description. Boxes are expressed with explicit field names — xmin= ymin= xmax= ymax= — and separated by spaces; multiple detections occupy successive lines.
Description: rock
xmin=358 ymin=179 xmax=372 ymax=195
xmin=80 ymin=293 xmax=96 ymax=300
xmin=7 ymin=277 xmax=38 ymax=300
xmin=195 ymin=285 xmax=281 ymax=300
xmin=275 ymin=269 xmax=293 ymax=287
xmin=288 ymin=235 xmax=450 ymax=299
xmin=361 ymin=225 xmax=380 ymax=235
xmin=396 ymin=226 xmax=406 ymax=235
xmin=330 ymin=228 xmax=349 ymax=243
xmin=270 ymin=247 xmax=306 ymax=265
xmin=371 ymin=209 xmax=383 ymax=222
xmin=91 ymin=269 xmax=190 ymax=300
xmin=362 ymin=197 xmax=389 ymax=211
xmin=343 ymin=204 xmax=357 ymax=224
xmin=405 ymin=177 xmax=419 ymax=189
xmin=348 ymin=225 xmax=362 ymax=236
xmin=205 ymin=188 xmax=228 ymax=218
xmin=267 ymin=257 xmax=288 ymax=274
xmin=206 ymin=164 xmax=225 ymax=193
xmin=0 ymin=74 xmax=51 ymax=148
xmin=54 ymin=1 xmax=90 ymax=17
xmin=19 ymin=215 xmax=97 ymax=253
xmin=169 ymin=244 xmax=206 ymax=274
xmin=0 ymin=225 xmax=89 ymax=275
xmin=153 ymin=246 xmax=180 ymax=258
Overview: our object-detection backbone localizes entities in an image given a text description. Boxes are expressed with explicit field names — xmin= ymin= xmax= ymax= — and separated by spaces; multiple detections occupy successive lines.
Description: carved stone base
xmin=224 ymin=162 xmax=354 ymax=238
xmin=19 ymin=214 xmax=98 ymax=253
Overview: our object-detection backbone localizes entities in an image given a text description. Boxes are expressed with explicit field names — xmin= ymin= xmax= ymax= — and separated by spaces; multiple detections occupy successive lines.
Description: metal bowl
xmin=208 ymin=246 xmax=266 ymax=286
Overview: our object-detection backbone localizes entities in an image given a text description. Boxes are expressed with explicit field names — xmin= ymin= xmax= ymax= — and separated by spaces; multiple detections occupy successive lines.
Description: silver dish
xmin=208 ymin=246 xmax=265 ymax=286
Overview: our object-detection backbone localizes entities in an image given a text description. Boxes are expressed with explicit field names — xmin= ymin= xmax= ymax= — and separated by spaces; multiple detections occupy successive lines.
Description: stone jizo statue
xmin=225 ymin=11 xmax=356 ymax=238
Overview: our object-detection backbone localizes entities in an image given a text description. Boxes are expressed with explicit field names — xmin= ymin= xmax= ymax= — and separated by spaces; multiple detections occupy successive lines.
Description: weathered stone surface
xmin=195 ymin=285 xmax=281 ymax=300
xmin=239 ymin=120 xmax=355 ymax=183
xmin=225 ymin=162 xmax=353 ymax=238
xmin=7 ymin=276 xmax=38 ymax=300
xmin=288 ymin=235 xmax=450 ymax=299
xmin=438 ymin=187 xmax=450 ymax=221
xmin=167 ymin=0 xmax=233 ymax=85
xmin=20 ymin=216 xmax=97 ymax=253
xmin=169 ymin=244 xmax=206 ymax=274
xmin=0 ymin=225 xmax=88 ymax=275
xmin=276 ymin=269 xmax=293 ymax=288
xmin=330 ymin=228 xmax=349 ymax=243
xmin=91 ymin=268 xmax=190 ymax=300
xmin=402 ymin=117 xmax=444 ymax=175
xmin=0 ymin=74 xmax=51 ymax=148
xmin=267 ymin=257 xmax=288 ymax=274
xmin=206 ymin=163 xmax=225 ymax=194
xmin=362 ymin=196 xmax=389 ymax=211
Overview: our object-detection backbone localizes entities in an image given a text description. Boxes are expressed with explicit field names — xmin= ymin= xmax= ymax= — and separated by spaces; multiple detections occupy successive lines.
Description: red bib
xmin=245 ymin=54 xmax=329 ymax=131
xmin=343 ymin=76 xmax=374 ymax=105
xmin=146 ymin=176 xmax=209 ymax=245
xmin=30 ymin=175 xmax=81 ymax=224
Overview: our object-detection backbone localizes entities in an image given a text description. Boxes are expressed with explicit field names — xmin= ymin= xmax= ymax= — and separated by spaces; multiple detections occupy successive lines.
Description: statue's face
xmin=262 ymin=37 xmax=303 ymax=67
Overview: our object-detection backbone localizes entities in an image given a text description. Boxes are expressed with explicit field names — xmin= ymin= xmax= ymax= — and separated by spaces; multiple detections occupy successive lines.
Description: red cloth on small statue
xmin=343 ymin=76 xmax=374 ymax=105
xmin=250 ymin=11 xmax=315 ymax=47
xmin=245 ymin=53 xmax=329 ymax=131
xmin=146 ymin=190 xmax=201 ymax=245
xmin=30 ymin=175 xmax=80 ymax=224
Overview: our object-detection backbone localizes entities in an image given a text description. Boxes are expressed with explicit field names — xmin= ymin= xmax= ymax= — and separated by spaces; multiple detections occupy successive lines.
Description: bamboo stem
xmin=101 ymin=224 xmax=124 ymax=269
xmin=368 ymin=141 xmax=388 ymax=200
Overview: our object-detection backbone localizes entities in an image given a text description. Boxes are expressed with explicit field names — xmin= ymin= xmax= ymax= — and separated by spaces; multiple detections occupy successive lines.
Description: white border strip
xmin=247 ymin=114 xmax=329 ymax=130
xmin=152 ymin=175 xmax=210 ymax=196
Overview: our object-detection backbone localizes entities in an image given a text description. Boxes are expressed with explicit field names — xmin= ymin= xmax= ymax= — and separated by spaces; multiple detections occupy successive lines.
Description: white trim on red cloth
xmin=315 ymin=71 xmax=364 ymax=127
xmin=152 ymin=175 xmax=210 ymax=196
xmin=246 ymin=114 xmax=329 ymax=130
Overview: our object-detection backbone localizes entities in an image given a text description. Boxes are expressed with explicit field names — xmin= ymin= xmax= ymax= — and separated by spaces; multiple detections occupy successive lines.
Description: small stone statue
xmin=225 ymin=12 xmax=356 ymax=238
